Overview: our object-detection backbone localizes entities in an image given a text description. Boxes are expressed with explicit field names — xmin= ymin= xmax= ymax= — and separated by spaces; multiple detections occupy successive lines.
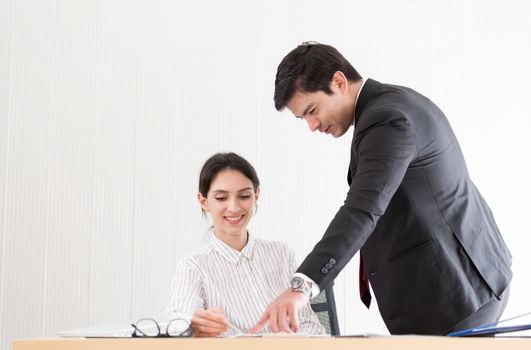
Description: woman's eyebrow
xmin=211 ymin=187 xmax=253 ymax=193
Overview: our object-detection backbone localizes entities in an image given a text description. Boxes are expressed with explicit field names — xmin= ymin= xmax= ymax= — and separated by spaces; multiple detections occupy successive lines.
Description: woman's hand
xmin=191 ymin=306 xmax=229 ymax=337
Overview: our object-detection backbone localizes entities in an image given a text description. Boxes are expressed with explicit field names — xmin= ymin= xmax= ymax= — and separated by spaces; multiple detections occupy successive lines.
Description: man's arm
xmin=251 ymin=110 xmax=417 ymax=333
xmin=298 ymin=110 xmax=417 ymax=289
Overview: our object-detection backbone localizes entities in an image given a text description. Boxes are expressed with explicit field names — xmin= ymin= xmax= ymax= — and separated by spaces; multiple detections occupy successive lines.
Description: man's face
xmin=286 ymin=79 xmax=355 ymax=138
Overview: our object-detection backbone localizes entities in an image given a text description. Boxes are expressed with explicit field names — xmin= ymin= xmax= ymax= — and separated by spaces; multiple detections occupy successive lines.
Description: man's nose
xmin=305 ymin=116 xmax=320 ymax=132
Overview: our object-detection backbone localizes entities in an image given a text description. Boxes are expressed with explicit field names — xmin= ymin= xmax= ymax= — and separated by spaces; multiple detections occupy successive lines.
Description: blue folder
xmin=447 ymin=312 xmax=531 ymax=337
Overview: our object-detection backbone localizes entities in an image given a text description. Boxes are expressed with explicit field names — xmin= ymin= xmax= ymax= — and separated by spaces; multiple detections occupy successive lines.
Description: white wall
xmin=1 ymin=0 xmax=530 ymax=348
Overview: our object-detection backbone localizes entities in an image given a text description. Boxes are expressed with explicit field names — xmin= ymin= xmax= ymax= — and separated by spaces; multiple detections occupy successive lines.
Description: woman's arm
xmin=164 ymin=257 xmax=230 ymax=337
xmin=164 ymin=258 xmax=205 ymax=321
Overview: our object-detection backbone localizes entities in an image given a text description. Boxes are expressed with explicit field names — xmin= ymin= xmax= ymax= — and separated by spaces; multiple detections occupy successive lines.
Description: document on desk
xmin=226 ymin=332 xmax=331 ymax=338
xmin=57 ymin=321 xmax=135 ymax=338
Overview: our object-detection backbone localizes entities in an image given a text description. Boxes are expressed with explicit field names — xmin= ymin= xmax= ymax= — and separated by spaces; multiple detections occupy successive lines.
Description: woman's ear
xmin=197 ymin=192 xmax=209 ymax=212
xmin=254 ymin=187 xmax=261 ymax=203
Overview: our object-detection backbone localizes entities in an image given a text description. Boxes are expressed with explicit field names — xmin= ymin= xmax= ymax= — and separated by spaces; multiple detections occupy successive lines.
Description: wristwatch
xmin=290 ymin=276 xmax=312 ymax=296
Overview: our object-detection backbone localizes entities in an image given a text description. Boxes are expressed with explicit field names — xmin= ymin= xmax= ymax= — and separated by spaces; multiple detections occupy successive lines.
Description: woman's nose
xmin=227 ymin=198 xmax=240 ymax=211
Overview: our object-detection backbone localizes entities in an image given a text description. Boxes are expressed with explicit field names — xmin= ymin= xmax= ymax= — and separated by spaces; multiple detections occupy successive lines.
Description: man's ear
xmin=197 ymin=192 xmax=209 ymax=212
xmin=331 ymin=71 xmax=349 ymax=94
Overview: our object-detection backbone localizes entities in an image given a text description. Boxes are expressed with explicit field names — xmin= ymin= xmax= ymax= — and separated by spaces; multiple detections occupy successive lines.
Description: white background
xmin=1 ymin=1 xmax=530 ymax=349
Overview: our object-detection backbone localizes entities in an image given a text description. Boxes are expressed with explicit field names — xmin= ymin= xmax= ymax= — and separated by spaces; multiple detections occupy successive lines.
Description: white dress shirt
xmin=164 ymin=231 xmax=325 ymax=335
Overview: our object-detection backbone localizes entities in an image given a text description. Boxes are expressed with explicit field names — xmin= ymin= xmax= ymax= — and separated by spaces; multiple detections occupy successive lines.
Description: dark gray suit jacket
xmin=297 ymin=79 xmax=512 ymax=335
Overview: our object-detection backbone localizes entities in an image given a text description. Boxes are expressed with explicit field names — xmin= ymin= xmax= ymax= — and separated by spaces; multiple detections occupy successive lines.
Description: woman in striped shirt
xmin=164 ymin=152 xmax=325 ymax=337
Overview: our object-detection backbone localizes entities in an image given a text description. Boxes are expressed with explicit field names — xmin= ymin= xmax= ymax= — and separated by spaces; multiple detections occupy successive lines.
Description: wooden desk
xmin=13 ymin=336 xmax=531 ymax=350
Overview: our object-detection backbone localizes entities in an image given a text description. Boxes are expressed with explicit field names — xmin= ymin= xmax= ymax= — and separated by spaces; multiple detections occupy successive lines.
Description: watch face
xmin=290 ymin=276 xmax=303 ymax=289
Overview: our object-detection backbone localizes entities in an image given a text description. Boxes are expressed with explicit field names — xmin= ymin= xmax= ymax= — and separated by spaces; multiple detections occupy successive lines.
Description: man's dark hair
xmin=274 ymin=42 xmax=362 ymax=111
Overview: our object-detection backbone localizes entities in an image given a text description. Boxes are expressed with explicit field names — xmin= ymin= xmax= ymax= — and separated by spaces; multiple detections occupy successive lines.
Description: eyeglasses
xmin=131 ymin=318 xmax=193 ymax=337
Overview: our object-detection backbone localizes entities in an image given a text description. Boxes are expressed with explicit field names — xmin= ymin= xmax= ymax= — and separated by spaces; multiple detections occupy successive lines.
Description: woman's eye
xmin=215 ymin=197 xmax=227 ymax=201
xmin=240 ymin=195 xmax=251 ymax=199
xmin=310 ymin=107 xmax=316 ymax=114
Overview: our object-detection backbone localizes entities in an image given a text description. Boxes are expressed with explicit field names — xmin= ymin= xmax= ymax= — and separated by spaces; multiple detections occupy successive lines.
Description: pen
xmin=227 ymin=321 xmax=244 ymax=334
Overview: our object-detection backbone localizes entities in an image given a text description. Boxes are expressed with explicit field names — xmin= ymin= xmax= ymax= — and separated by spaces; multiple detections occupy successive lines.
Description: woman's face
xmin=198 ymin=169 xmax=259 ymax=240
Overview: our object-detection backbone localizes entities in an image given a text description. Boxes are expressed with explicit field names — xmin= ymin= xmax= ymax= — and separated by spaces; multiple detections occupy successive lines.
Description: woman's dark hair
xmin=198 ymin=152 xmax=260 ymax=199
xmin=274 ymin=42 xmax=362 ymax=111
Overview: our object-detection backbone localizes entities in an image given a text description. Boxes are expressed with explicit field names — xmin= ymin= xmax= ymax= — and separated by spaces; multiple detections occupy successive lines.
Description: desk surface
xmin=13 ymin=336 xmax=531 ymax=350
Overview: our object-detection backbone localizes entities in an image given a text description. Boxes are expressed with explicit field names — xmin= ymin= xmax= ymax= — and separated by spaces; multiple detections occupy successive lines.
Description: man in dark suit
xmin=250 ymin=43 xmax=512 ymax=335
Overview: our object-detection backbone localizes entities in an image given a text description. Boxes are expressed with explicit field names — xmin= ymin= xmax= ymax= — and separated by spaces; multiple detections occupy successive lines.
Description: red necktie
xmin=359 ymin=254 xmax=372 ymax=308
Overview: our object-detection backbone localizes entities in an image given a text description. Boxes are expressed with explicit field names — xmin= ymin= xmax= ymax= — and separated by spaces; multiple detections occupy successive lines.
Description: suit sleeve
xmin=297 ymin=111 xmax=418 ymax=290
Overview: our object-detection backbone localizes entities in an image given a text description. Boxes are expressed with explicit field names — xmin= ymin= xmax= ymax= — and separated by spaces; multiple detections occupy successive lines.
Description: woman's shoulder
xmin=254 ymin=237 xmax=293 ymax=254
xmin=174 ymin=242 xmax=214 ymax=267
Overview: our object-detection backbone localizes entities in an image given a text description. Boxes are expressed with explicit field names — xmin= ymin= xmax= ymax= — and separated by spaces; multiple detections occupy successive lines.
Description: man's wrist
xmin=291 ymin=273 xmax=320 ymax=298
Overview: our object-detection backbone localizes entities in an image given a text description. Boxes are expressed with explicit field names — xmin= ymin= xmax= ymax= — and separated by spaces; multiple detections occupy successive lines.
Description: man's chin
xmin=332 ymin=130 xmax=345 ymax=138
xmin=334 ymin=125 xmax=353 ymax=138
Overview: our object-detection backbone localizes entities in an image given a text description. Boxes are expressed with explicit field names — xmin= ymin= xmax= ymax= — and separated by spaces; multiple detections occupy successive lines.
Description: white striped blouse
xmin=164 ymin=231 xmax=326 ymax=335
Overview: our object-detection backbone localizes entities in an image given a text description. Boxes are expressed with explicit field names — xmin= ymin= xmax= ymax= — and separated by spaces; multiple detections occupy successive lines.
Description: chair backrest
xmin=309 ymin=284 xmax=340 ymax=335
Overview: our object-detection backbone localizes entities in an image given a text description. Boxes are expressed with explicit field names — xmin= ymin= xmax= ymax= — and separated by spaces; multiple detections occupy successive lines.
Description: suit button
xmin=329 ymin=258 xmax=336 ymax=265
xmin=321 ymin=267 xmax=329 ymax=274
xmin=325 ymin=263 xmax=333 ymax=269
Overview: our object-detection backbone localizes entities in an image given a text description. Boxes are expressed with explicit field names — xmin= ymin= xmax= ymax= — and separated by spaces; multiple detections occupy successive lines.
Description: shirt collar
xmin=352 ymin=78 xmax=367 ymax=127
xmin=355 ymin=78 xmax=367 ymax=105
xmin=209 ymin=229 xmax=256 ymax=264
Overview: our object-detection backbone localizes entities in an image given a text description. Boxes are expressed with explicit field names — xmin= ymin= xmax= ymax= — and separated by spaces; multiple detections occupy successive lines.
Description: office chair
xmin=310 ymin=284 xmax=340 ymax=335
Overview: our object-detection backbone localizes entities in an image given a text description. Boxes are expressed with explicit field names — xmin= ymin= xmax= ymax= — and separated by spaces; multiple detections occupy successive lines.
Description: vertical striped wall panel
xmin=1 ymin=1 xmax=530 ymax=349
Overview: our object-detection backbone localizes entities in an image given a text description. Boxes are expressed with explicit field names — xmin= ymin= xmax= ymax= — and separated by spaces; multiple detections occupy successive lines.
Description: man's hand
xmin=191 ymin=306 xmax=229 ymax=337
xmin=250 ymin=289 xmax=309 ymax=334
